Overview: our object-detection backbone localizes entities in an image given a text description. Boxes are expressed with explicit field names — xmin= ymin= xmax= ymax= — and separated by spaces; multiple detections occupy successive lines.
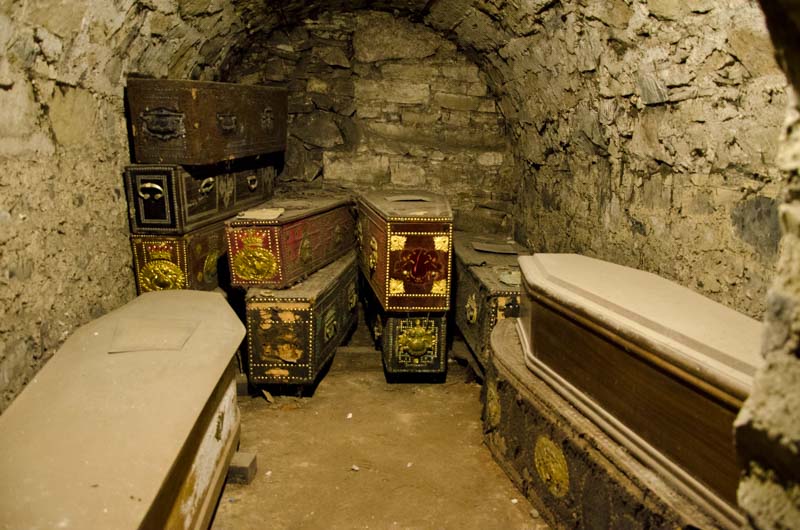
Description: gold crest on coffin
xmin=139 ymin=260 xmax=185 ymax=292
xmin=396 ymin=319 xmax=436 ymax=359
xmin=234 ymin=230 xmax=278 ymax=281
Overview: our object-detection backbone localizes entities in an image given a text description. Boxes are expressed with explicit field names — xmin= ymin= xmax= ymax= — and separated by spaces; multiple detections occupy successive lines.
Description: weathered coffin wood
xmin=485 ymin=319 xmax=726 ymax=530
xmin=518 ymin=254 xmax=761 ymax=526
xmin=226 ymin=193 xmax=356 ymax=289
xmin=453 ymin=231 xmax=525 ymax=371
xmin=0 ymin=291 xmax=245 ymax=530
xmin=360 ymin=272 xmax=447 ymax=375
xmin=246 ymin=252 xmax=358 ymax=384
xmin=125 ymin=159 xmax=276 ymax=235
xmin=126 ymin=78 xmax=288 ymax=165
xmin=131 ymin=219 xmax=230 ymax=294
xmin=357 ymin=191 xmax=453 ymax=312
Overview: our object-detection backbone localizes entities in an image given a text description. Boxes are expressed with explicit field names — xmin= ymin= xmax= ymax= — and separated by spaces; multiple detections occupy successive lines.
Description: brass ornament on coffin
xmin=368 ymin=236 xmax=378 ymax=273
xmin=300 ymin=235 xmax=312 ymax=263
xmin=201 ymin=250 xmax=222 ymax=285
xmin=534 ymin=436 xmax=570 ymax=498
xmin=397 ymin=319 xmax=436 ymax=358
xmin=465 ymin=293 xmax=478 ymax=324
xmin=234 ymin=231 xmax=278 ymax=281
xmin=139 ymin=260 xmax=185 ymax=292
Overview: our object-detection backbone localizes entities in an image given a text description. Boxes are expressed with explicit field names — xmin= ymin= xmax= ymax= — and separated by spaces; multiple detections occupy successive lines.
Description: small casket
xmin=226 ymin=193 xmax=356 ymax=289
xmin=517 ymin=254 xmax=761 ymax=521
xmin=126 ymin=78 xmax=288 ymax=165
xmin=357 ymin=191 xmax=453 ymax=312
xmin=245 ymin=252 xmax=358 ymax=385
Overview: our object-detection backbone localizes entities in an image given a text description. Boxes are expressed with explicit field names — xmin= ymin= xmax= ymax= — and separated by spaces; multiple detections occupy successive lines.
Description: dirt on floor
xmin=210 ymin=320 xmax=547 ymax=530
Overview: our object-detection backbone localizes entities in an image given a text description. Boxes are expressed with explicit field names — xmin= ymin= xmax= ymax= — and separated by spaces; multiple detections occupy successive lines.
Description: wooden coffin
xmin=124 ymin=159 xmax=276 ymax=235
xmin=518 ymin=254 xmax=762 ymax=526
xmin=357 ymin=191 xmax=453 ymax=312
xmin=360 ymin=272 xmax=447 ymax=375
xmin=226 ymin=193 xmax=356 ymax=289
xmin=131 ymin=219 xmax=229 ymax=294
xmin=245 ymin=252 xmax=358 ymax=385
xmin=453 ymin=231 xmax=525 ymax=371
xmin=0 ymin=290 xmax=245 ymax=530
xmin=126 ymin=78 xmax=288 ymax=165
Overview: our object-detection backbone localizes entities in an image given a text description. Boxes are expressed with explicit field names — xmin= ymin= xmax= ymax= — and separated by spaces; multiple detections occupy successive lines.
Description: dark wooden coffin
xmin=131 ymin=219 xmax=229 ymax=294
xmin=245 ymin=252 xmax=358 ymax=385
xmin=124 ymin=159 xmax=276 ymax=235
xmin=126 ymin=78 xmax=288 ymax=165
xmin=357 ymin=191 xmax=453 ymax=312
xmin=361 ymin=272 xmax=447 ymax=375
xmin=226 ymin=193 xmax=356 ymax=289
xmin=518 ymin=254 xmax=761 ymax=525
xmin=453 ymin=231 xmax=525 ymax=371
xmin=0 ymin=291 xmax=244 ymax=530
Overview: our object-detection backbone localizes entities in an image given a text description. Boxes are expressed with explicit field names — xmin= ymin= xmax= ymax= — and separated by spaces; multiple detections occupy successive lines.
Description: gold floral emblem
xmin=397 ymin=319 xmax=436 ymax=358
xmin=140 ymin=260 xmax=185 ymax=292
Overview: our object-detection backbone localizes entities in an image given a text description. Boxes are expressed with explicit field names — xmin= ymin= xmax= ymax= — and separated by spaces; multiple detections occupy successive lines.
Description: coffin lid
xmin=231 ymin=193 xmax=352 ymax=225
xmin=520 ymin=254 xmax=762 ymax=400
xmin=359 ymin=191 xmax=452 ymax=220
xmin=453 ymin=230 xmax=525 ymax=268
xmin=246 ymin=252 xmax=356 ymax=301
xmin=0 ymin=291 xmax=245 ymax=529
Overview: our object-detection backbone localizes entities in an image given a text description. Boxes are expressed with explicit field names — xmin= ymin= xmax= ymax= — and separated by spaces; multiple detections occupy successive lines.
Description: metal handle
xmin=324 ymin=319 xmax=338 ymax=342
xmin=140 ymin=108 xmax=185 ymax=140
xmin=246 ymin=174 xmax=258 ymax=191
xmin=465 ymin=294 xmax=478 ymax=325
xmin=138 ymin=182 xmax=165 ymax=200
xmin=199 ymin=177 xmax=215 ymax=195
xmin=216 ymin=113 xmax=238 ymax=134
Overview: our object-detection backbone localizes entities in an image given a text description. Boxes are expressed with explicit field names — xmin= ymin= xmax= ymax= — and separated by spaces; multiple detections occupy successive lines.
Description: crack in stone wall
xmin=221 ymin=10 xmax=516 ymax=234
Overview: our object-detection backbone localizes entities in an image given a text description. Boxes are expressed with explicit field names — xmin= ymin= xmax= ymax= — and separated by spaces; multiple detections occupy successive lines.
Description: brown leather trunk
xmin=225 ymin=193 xmax=356 ymax=289
xmin=360 ymin=272 xmax=447 ymax=376
xmin=453 ymin=231 xmax=524 ymax=372
xmin=517 ymin=254 xmax=761 ymax=525
xmin=356 ymin=191 xmax=453 ymax=312
xmin=245 ymin=253 xmax=358 ymax=385
xmin=124 ymin=159 xmax=276 ymax=235
xmin=131 ymin=220 xmax=230 ymax=294
xmin=126 ymin=78 xmax=288 ymax=165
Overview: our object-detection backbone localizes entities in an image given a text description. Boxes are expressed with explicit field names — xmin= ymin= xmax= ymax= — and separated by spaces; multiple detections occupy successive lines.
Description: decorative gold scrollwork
xmin=300 ymin=235 xmax=312 ymax=262
xmin=368 ymin=236 xmax=378 ymax=273
xmin=201 ymin=250 xmax=221 ymax=286
xmin=397 ymin=319 xmax=436 ymax=358
xmin=139 ymin=260 xmax=185 ymax=292
xmin=465 ymin=293 xmax=478 ymax=325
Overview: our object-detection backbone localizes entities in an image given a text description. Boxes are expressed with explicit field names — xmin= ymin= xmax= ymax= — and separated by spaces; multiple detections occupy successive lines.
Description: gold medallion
xmin=397 ymin=319 xmax=436 ymax=358
xmin=139 ymin=260 xmax=185 ymax=292
xmin=534 ymin=436 xmax=569 ymax=498
xmin=233 ymin=247 xmax=278 ymax=281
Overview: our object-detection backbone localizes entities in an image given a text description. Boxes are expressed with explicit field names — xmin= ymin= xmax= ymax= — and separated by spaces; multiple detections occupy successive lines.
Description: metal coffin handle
xmin=138 ymin=182 xmax=165 ymax=200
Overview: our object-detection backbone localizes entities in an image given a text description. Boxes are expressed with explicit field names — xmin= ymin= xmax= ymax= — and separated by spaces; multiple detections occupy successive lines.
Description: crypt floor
xmin=209 ymin=315 xmax=547 ymax=530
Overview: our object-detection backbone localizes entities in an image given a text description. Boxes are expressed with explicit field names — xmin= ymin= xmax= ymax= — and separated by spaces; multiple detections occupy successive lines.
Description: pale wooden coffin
xmin=0 ymin=291 xmax=245 ymax=530
xmin=517 ymin=254 xmax=762 ymax=527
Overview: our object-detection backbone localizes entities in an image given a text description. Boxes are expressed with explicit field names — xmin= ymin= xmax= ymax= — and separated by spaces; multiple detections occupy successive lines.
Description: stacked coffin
xmin=452 ymin=231 xmax=525 ymax=377
xmin=356 ymin=191 xmax=453 ymax=378
xmin=225 ymin=194 xmax=358 ymax=385
xmin=123 ymin=78 xmax=288 ymax=294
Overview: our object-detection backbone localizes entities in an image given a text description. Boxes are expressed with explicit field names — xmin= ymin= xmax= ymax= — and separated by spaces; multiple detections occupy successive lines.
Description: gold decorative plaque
xmin=389 ymin=278 xmax=406 ymax=294
xmin=431 ymin=279 xmax=447 ymax=295
xmin=390 ymin=235 xmax=407 ymax=251
xmin=140 ymin=260 xmax=185 ymax=292
xmin=534 ymin=436 xmax=569 ymax=498
xmin=434 ymin=235 xmax=450 ymax=252
xmin=234 ymin=231 xmax=278 ymax=281
xmin=397 ymin=319 xmax=436 ymax=358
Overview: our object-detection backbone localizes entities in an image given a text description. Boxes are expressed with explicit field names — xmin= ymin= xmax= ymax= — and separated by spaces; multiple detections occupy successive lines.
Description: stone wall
xmin=735 ymin=0 xmax=800 ymax=526
xmin=422 ymin=0 xmax=785 ymax=318
xmin=0 ymin=0 xmax=245 ymax=411
xmin=222 ymin=11 xmax=515 ymax=233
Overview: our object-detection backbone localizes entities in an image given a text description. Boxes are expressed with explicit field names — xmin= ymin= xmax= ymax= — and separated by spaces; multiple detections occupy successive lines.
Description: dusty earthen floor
xmin=210 ymin=320 xmax=547 ymax=530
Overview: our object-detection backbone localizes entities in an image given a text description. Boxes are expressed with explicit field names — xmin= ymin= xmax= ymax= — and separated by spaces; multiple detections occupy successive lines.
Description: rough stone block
xmin=353 ymin=11 xmax=441 ymax=62
xmin=312 ymin=46 xmax=351 ymax=68
xmin=323 ymin=152 xmax=390 ymax=184
xmin=380 ymin=64 xmax=439 ymax=81
xmin=440 ymin=64 xmax=480 ymax=82
xmin=390 ymin=160 xmax=426 ymax=186
xmin=48 ymin=87 xmax=97 ymax=147
xmin=355 ymin=79 xmax=430 ymax=104
xmin=477 ymin=151 xmax=504 ymax=166
xmin=227 ymin=451 xmax=257 ymax=485
xmin=433 ymin=92 xmax=484 ymax=111
xmin=291 ymin=111 xmax=344 ymax=148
